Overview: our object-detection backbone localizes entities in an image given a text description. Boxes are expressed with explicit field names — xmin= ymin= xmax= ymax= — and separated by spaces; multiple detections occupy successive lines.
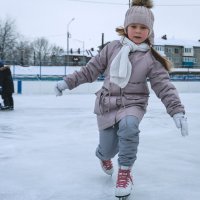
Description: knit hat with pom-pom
xmin=124 ymin=0 xmax=154 ymax=43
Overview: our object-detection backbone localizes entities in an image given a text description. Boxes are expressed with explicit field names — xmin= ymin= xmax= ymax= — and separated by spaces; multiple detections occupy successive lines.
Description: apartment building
xmin=153 ymin=36 xmax=200 ymax=68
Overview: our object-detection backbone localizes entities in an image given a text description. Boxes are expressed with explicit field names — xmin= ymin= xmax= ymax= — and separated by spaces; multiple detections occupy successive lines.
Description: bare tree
xmin=0 ymin=18 xmax=18 ymax=61
xmin=31 ymin=37 xmax=52 ymax=66
xmin=14 ymin=40 xmax=33 ymax=66
xmin=50 ymin=45 xmax=64 ymax=65
xmin=0 ymin=17 xmax=70 ymax=66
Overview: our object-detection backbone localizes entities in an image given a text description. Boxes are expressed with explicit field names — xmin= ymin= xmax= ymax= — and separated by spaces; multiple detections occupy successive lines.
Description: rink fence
xmin=14 ymin=80 xmax=200 ymax=94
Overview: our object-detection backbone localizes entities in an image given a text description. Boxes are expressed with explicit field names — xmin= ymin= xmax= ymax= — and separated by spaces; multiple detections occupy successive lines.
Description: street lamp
xmin=67 ymin=18 xmax=75 ymax=67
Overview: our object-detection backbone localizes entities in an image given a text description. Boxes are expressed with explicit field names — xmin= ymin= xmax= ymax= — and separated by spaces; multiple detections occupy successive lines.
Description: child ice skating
xmin=55 ymin=0 xmax=188 ymax=198
xmin=0 ymin=61 xmax=14 ymax=110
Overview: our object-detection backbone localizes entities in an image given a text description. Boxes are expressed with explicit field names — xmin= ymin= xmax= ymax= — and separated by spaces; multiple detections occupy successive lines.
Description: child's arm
xmin=148 ymin=60 xmax=185 ymax=116
xmin=148 ymin=60 xmax=188 ymax=136
xmin=64 ymin=47 xmax=108 ymax=90
xmin=55 ymin=44 xmax=109 ymax=95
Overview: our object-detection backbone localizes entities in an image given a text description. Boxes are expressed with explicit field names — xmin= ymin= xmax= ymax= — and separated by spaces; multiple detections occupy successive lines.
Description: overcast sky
xmin=1 ymin=0 xmax=200 ymax=50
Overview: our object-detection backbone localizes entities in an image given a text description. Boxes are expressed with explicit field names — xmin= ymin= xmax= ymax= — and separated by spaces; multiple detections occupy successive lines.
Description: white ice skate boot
xmin=100 ymin=159 xmax=114 ymax=175
xmin=115 ymin=166 xmax=133 ymax=198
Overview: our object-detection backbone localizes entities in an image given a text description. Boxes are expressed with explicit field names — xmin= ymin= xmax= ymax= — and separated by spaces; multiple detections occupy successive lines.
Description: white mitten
xmin=54 ymin=80 xmax=68 ymax=96
xmin=173 ymin=112 xmax=188 ymax=136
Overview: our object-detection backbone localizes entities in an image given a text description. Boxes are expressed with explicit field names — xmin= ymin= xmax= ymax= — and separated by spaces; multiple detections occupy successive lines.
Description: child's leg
xmin=115 ymin=116 xmax=140 ymax=197
xmin=3 ymin=97 xmax=8 ymax=107
xmin=96 ymin=125 xmax=119 ymax=161
xmin=8 ymin=96 xmax=14 ymax=108
xmin=117 ymin=115 xmax=140 ymax=167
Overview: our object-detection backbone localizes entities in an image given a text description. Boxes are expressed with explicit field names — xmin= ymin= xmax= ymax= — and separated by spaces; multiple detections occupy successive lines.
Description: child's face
xmin=127 ymin=24 xmax=150 ymax=44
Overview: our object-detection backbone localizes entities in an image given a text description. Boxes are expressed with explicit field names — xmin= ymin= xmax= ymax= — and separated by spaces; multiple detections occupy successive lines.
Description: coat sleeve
xmin=63 ymin=44 xmax=109 ymax=90
xmin=148 ymin=60 xmax=185 ymax=117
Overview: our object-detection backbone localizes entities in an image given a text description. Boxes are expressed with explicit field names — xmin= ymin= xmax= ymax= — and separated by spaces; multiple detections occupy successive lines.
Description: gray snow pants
xmin=96 ymin=115 xmax=140 ymax=167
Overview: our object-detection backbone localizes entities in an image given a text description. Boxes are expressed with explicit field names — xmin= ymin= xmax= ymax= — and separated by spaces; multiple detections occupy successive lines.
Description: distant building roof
xmin=154 ymin=37 xmax=200 ymax=48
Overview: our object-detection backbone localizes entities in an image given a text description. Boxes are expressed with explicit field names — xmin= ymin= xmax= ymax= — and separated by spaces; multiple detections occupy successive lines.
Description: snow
xmin=0 ymin=93 xmax=200 ymax=200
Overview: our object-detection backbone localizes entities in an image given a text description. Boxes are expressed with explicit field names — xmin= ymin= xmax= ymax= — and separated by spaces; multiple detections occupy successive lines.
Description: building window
xmin=183 ymin=57 xmax=195 ymax=62
xmin=174 ymin=48 xmax=179 ymax=54
xmin=167 ymin=57 xmax=173 ymax=62
xmin=174 ymin=57 xmax=181 ymax=63
xmin=166 ymin=48 xmax=172 ymax=53
xmin=153 ymin=45 xmax=164 ymax=51
xmin=184 ymin=48 xmax=192 ymax=53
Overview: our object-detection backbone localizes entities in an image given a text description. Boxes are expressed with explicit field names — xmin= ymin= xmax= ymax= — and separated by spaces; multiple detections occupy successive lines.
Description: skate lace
xmin=116 ymin=169 xmax=132 ymax=188
xmin=102 ymin=160 xmax=113 ymax=170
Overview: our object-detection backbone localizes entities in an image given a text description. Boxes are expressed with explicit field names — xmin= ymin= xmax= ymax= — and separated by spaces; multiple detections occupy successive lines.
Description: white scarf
xmin=110 ymin=37 xmax=150 ymax=88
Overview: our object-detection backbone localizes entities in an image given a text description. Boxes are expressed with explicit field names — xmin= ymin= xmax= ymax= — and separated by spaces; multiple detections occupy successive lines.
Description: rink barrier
xmin=13 ymin=80 xmax=200 ymax=95
xmin=17 ymin=80 xmax=22 ymax=94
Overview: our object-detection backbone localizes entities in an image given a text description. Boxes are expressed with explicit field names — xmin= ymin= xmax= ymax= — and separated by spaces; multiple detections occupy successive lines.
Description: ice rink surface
xmin=0 ymin=93 xmax=200 ymax=200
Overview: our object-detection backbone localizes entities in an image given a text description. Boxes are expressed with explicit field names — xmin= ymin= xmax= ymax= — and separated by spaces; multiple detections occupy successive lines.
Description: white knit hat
xmin=124 ymin=0 xmax=154 ymax=44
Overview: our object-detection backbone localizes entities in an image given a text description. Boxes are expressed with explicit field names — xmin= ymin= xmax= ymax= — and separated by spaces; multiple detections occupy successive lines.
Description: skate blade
xmin=115 ymin=194 xmax=130 ymax=200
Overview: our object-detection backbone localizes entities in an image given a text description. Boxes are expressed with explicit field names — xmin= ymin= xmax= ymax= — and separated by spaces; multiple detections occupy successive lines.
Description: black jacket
xmin=0 ymin=67 xmax=14 ymax=97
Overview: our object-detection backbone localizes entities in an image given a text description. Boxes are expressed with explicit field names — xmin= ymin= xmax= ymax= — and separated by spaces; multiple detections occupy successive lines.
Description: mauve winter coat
xmin=64 ymin=40 xmax=185 ymax=130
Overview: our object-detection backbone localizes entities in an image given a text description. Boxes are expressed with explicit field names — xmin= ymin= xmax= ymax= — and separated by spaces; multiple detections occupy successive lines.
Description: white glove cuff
xmin=173 ymin=112 xmax=185 ymax=128
xmin=57 ymin=80 xmax=69 ymax=91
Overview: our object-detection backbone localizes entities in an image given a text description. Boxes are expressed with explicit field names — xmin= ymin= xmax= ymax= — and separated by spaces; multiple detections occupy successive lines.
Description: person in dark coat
xmin=0 ymin=61 xmax=14 ymax=110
